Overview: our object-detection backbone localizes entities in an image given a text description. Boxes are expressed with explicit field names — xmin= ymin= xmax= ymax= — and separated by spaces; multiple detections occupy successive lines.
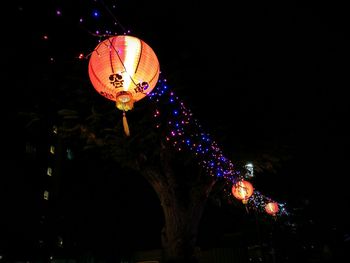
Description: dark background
xmin=2 ymin=0 xmax=349 ymax=260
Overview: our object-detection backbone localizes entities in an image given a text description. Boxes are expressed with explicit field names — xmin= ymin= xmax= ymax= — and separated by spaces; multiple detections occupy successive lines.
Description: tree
xmin=55 ymin=97 xmax=215 ymax=263
xmin=10 ymin=26 xmax=288 ymax=262
xmin=38 ymin=70 xmax=287 ymax=262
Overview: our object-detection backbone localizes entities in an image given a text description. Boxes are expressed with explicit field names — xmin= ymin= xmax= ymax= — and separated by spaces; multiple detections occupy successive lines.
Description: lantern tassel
xmin=122 ymin=111 xmax=130 ymax=137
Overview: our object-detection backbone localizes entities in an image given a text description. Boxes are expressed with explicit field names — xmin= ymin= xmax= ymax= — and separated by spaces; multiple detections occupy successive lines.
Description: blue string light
xmin=149 ymin=76 xmax=288 ymax=217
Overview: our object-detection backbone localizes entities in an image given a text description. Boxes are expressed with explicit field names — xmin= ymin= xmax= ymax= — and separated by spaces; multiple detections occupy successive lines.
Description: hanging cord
xmin=99 ymin=0 xmax=128 ymax=34
xmin=79 ymin=0 xmax=128 ymax=44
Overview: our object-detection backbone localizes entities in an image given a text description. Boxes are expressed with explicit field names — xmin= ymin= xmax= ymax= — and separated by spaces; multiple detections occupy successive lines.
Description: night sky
xmin=2 ymin=0 xmax=350 ymax=259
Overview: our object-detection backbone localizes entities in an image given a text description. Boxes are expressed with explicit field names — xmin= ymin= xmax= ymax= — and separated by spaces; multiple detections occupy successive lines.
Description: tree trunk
xmin=160 ymin=194 xmax=207 ymax=263
xmin=140 ymin=146 xmax=216 ymax=263
xmin=129 ymin=139 xmax=218 ymax=261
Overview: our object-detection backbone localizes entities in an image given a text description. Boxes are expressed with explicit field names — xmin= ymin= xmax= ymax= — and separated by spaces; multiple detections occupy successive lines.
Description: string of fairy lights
xmin=17 ymin=0 xmax=288 ymax=217
xmin=149 ymin=77 xmax=288 ymax=217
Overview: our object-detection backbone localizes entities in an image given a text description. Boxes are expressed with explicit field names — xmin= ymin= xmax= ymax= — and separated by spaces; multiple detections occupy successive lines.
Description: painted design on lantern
xmin=134 ymin=81 xmax=149 ymax=93
xmin=100 ymin=91 xmax=115 ymax=100
xmin=109 ymin=73 xmax=124 ymax=88
xmin=109 ymin=73 xmax=149 ymax=94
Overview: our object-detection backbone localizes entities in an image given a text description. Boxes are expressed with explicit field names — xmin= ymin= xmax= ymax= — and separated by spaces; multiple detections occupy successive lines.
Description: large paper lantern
xmin=231 ymin=180 xmax=254 ymax=204
xmin=88 ymin=35 xmax=160 ymax=136
xmin=265 ymin=201 xmax=279 ymax=216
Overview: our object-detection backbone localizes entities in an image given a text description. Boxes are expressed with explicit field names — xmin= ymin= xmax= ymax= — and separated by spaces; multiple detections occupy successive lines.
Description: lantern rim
xmin=242 ymin=199 xmax=249 ymax=204
xmin=116 ymin=91 xmax=134 ymax=111
xmin=117 ymin=91 xmax=132 ymax=103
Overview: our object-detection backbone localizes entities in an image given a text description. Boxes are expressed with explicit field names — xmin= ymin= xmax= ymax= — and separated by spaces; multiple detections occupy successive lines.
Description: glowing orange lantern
xmin=265 ymin=202 xmax=279 ymax=216
xmin=231 ymin=180 xmax=254 ymax=204
xmin=88 ymin=35 xmax=160 ymax=136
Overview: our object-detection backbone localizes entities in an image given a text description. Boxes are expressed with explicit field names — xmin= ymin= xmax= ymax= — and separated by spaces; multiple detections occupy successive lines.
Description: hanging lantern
xmin=265 ymin=201 xmax=279 ymax=216
xmin=88 ymin=35 xmax=160 ymax=136
xmin=231 ymin=180 xmax=254 ymax=204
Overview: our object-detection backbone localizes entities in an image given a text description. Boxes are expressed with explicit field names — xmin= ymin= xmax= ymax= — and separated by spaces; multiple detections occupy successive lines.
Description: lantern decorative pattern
xmin=265 ymin=201 xmax=279 ymax=216
xmin=88 ymin=35 xmax=160 ymax=135
xmin=231 ymin=180 xmax=254 ymax=204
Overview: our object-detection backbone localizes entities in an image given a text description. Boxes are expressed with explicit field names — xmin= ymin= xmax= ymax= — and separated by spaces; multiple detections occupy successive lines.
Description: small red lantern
xmin=88 ymin=35 xmax=160 ymax=136
xmin=231 ymin=180 xmax=254 ymax=204
xmin=265 ymin=202 xmax=279 ymax=216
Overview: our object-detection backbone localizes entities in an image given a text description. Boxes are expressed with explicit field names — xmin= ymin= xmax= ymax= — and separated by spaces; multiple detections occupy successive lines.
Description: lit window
xmin=67 ymin=148 xmax=74 ymax=160
xmin=57 ymin=236 xmax=63 ymax=247
xmin=50 ymin=145 xmax=55 ymax=154
xmin=26 ymin=142 xmax=36 ymax=154
xmin=44 ymin=191 xmax=49 ymax=200
xmin=52 ymin=125 xmax=58 ymax=134
xmin=47 ymin=167 xmax=52 ymax=176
